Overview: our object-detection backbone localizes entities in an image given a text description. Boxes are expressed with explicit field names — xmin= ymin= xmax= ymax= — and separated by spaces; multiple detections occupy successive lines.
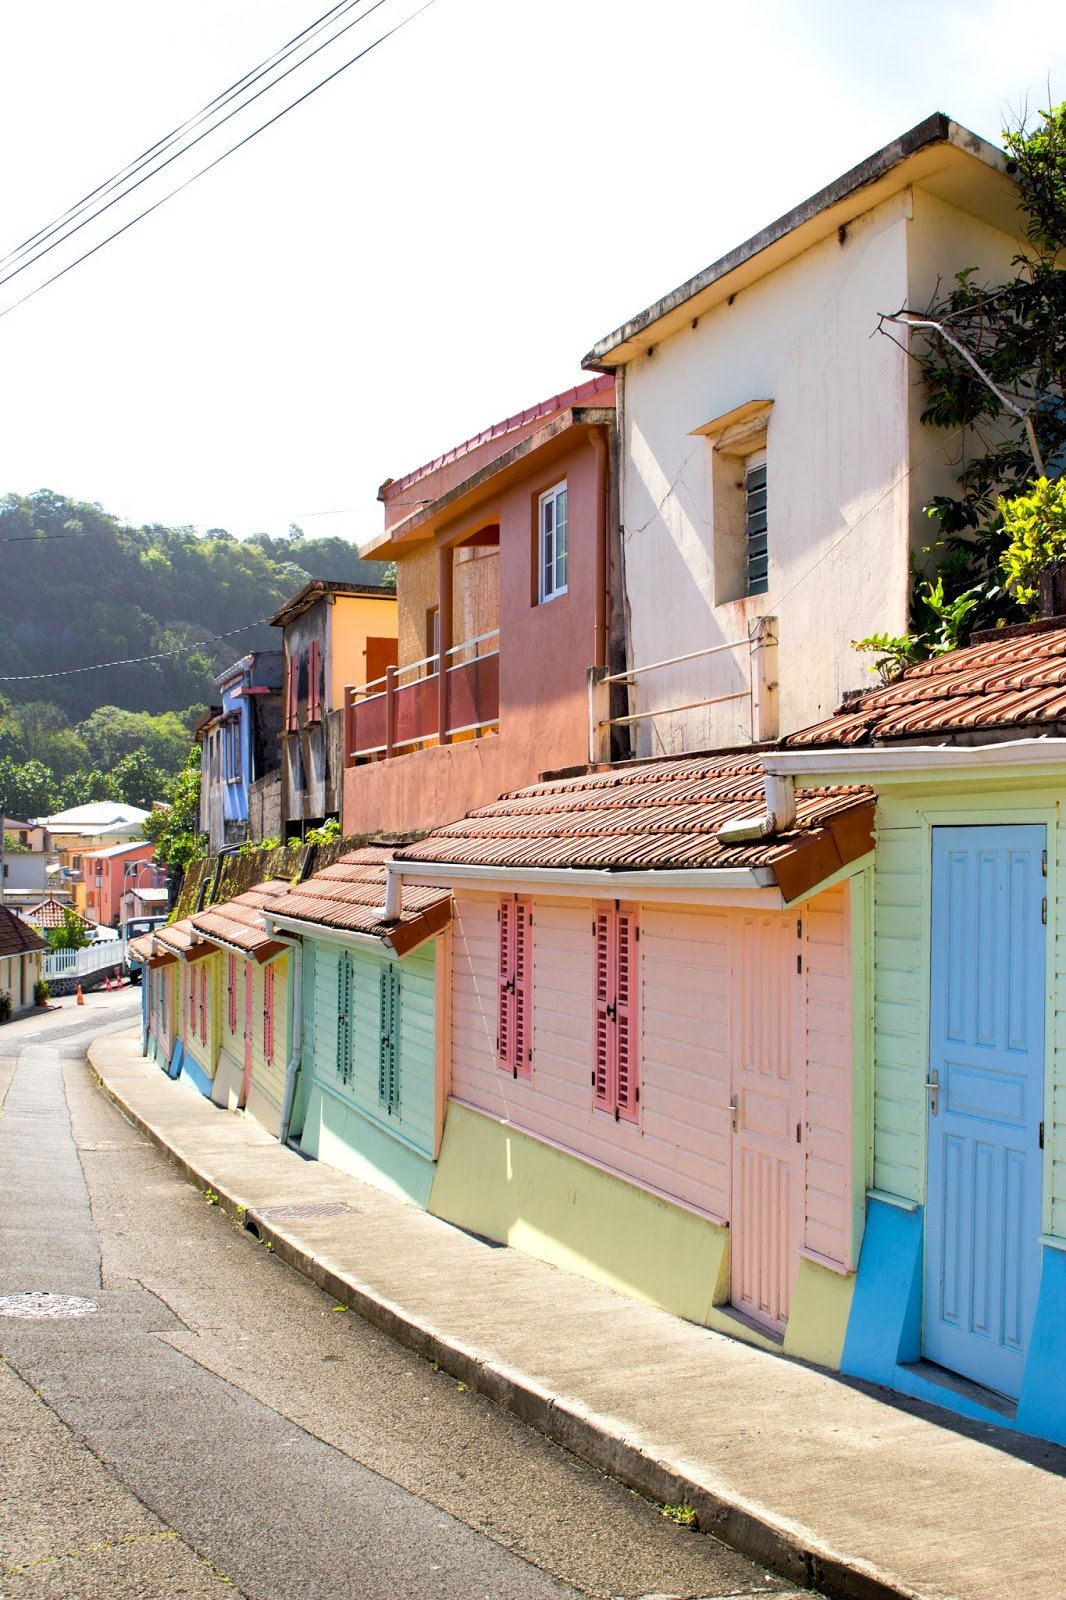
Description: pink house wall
xmin=83 ymin=845 xmax=156 ymax=926
xmin=448 ymin=882 xmax=854 ymax=1270
xmin=344 ymin=425 xmax=610 ymax=837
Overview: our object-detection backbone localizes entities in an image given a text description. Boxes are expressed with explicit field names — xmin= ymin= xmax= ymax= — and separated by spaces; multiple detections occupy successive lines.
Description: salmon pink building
xmin=343 ymin=378 xmax=621 ymax=837
xmin=80 ymin=841 xmax=166 ymax=928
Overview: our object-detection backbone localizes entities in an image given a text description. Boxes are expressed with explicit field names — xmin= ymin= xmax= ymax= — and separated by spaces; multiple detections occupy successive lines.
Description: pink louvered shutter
xmin=513 ymin=897 xmax=532 ymax=1080
xmin=309 ymin=638 xmax=321 ymax=721
xmin=200 ymin=966 xmax=207 ymax=1045
xmin=614 ymin=906 xmax=639 ymax=1122
xmin=227 ymin=954 xmax=237 ymax=1032
xmin=498 ymin=898 xmax=514 ymax=1071
xmin=593 ymin=907 xmax=613 ymax=1107
xmin=263 ymin=965 xmax=275 ymax=1064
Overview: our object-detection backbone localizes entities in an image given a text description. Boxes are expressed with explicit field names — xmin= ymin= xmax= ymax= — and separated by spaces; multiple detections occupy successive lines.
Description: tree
xmin=141 ymin=745 xmax=206 ymax=878
xmin=893 ymin=103 xmax=1066 ymax=641
xmin=46 ymin=909 xmax=90 ymax=952
xmin=0 ymin=757 xmax=57 ymax=817
xmin=112 ymin=750 xmax=171 ymax=810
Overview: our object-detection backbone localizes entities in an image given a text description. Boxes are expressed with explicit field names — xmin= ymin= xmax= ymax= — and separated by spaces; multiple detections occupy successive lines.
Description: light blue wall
xmin=299 ymin=936 xmax=438 ymax=1207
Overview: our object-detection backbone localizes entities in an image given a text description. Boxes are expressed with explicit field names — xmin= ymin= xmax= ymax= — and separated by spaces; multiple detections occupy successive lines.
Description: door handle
xmin=729 ymin=1092 xmax=738 ymax=1133
xmin=926 ymin=1068 xmax=939 ymax=1116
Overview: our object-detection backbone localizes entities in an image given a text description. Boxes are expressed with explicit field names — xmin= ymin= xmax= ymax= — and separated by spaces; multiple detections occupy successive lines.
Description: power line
xmin=0 ymin=0 xmax=438 ymax=322
xmin=0 ymin=617 xmax=275 ymax=683
xmin=0 ymin=0 xmax=386 ymax=299
xmin=0 ymin=1 xmax=360 ymax=278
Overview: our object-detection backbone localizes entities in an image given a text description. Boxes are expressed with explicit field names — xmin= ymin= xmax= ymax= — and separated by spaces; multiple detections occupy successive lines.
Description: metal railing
xmin=345 ymin=629 xmax=500 ymax=761
xmin=589 ymin=616 xmax=778 ymax=759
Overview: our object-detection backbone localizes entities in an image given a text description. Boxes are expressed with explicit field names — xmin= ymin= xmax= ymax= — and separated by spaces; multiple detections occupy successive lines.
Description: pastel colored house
xmin=78 ymin=840 xmax=165 ymax=928
xmin=344 ymin=378 xmax=621 ymax=837
xmin=131 ymin=931 xmax=178 ymax=1073
xmin=262 ymin=849 xmax=452 ymax=1205
xmin=580 ymin=114 xmax=1026 ymax=758
xmin=269 ymin=581 xmax=398 ymax=841
xmin=196 ymin=652 xmax=284 ymax=854
xmin=38 ymin=803 xmax=149 ymax=911
xmin=20 ymin=897 xmax=91 ymax=938
xmin=391 ymin=755 xmax=874 ymax=1363
xmin=775 ymin=618 xmax=1066 ymax=1446
xmin=187 ymin=881 xmax=294 ymax=1126
xmin=0 ymin=906 xmax=46 ymax=1016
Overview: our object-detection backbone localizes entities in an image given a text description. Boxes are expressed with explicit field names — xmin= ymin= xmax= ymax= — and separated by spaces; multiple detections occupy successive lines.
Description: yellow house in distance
xmin=269 ymin=580 xmax=398 ymax=841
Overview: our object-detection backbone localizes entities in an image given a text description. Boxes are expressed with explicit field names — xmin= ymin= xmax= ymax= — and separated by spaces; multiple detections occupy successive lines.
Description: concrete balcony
xmin=345 ymin=631 xmax=500 ymax=763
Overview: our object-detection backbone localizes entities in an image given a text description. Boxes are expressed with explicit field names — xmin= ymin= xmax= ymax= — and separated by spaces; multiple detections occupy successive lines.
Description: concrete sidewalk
xmin=89 ymin=1030 xmax=1065 ymax=1600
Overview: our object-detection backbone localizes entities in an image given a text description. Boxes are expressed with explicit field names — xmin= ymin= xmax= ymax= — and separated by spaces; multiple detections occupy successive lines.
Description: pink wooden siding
xmin=730 ymin=913 xmax=802 ymax=1330
xmin=449 ymin=885 xmax=853 ymax=1269
xmin=801 ymin=884 xmax=853 ymax=1270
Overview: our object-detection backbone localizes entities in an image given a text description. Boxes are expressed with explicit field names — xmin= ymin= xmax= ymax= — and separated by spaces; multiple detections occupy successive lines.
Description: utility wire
xmin=0 ymin=0 xmax=392 ymax=299
xmin=0 ymin=617 xmax=275 ymax=682
xmin=0 ymin=0 xmax=359 ymax=276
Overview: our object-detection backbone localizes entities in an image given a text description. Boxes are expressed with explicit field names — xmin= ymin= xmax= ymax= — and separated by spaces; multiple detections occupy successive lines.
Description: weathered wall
xmin=617 ymin=184 xmax=1022 ymax=756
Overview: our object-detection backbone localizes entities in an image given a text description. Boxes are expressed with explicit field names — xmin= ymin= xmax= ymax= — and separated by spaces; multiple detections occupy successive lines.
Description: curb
xmin=89 ymin=1041 xmax=920 ymax=1600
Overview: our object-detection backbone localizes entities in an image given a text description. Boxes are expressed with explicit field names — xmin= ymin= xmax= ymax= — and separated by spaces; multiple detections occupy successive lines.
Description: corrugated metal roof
xmin=397 ymin=755 xmax=873 ymax=889
xmin=788 ymin=620 xmax=1066 ymax=747
xmin=265 ymin=853 xmax=451 ymax=957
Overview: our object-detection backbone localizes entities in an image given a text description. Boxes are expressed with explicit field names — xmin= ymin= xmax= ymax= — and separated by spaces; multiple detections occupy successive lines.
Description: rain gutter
xmin=763 ymin=738 xmax=1066 ymax=780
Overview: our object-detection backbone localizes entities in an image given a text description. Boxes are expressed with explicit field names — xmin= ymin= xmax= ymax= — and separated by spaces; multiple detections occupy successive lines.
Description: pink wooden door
xmin=730 ymin=911 xmax=804 ymax=1333
xmin=242 ymin=964 xmax=255 ymax=1105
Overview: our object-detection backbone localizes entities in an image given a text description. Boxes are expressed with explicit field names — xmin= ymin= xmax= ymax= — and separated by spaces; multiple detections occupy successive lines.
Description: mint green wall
xmin=299 ymin=937 xmax=437 ymax=1207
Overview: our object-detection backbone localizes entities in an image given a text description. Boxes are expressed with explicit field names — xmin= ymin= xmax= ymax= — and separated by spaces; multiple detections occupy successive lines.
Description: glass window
xmin=538 ymin=481 xmax=568 ymax=603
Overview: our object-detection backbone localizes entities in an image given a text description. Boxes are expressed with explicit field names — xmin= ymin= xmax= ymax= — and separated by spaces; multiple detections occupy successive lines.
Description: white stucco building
xmin=582 ymin=114 xmax=1025 ymax=757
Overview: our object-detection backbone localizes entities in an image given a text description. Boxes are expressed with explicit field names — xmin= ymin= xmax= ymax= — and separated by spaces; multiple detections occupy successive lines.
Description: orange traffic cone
xmin=104 ymin=974 xmax=112 ymax=991
xmin=76 ymin=984 xmax=84 ymax=1005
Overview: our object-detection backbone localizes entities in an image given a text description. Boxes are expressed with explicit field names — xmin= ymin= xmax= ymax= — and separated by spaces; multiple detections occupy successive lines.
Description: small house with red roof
xmin=0 ymin=905 xmax=47 ymax=1016
xmin=343 ymin=377 xmax=621 ymax=837
xmin=767 ymin=615 xmax=1066 ymax=1446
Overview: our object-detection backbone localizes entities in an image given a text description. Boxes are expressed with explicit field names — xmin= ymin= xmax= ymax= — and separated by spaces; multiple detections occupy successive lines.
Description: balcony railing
xmin=346 ymin=630 xmax=500 ymax=762
xmin=588 ymin=616 xmax=779 ymax=760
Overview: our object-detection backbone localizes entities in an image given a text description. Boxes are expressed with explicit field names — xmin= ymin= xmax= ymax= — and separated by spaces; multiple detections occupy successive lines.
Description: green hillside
xmin=0 ymin=489 xmax=393 ymax=817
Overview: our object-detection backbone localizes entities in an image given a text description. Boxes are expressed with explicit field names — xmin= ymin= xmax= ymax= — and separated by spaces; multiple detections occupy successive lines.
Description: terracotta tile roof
xmin=788 ymin=619 xmax=1066 ymax=748
xmin=0 ymin=907 xmax=47 ymax=958
xmin=396 ymin=755 xmax=874 ymax=902
xmin=22 ymin=896 xmax=89 ymax=930
xmin=266 ymin=852 xmax=451 ymax=959
xmin=190 ymin=879 xmax=293 ymax=961
xmin=127 ymin=932 xmax=156 ymax=963
xmin=381 ymin=375 xmax=615 ymax=500
xmin=153 ymin=917 xmax=217 ymax=961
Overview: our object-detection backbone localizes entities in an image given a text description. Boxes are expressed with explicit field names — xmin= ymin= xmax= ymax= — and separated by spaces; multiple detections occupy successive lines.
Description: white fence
xmin=44 ymin=942 xmax=123 ymax=984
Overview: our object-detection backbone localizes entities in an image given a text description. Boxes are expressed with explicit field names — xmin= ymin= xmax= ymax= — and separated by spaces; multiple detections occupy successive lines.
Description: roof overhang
xmin=361 ymin=407 xmax=615 ymax=558
xmin=583 ymin=114 xmax=1017 ymax=370
xmin=262 ymin=894 xmax=452 ymax=959
xmin=766 ymin=738 xmax=1066 ymax=785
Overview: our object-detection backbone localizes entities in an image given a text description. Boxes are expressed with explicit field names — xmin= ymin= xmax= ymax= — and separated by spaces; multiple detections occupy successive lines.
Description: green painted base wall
xmin=301 ymin=1082 xmax=434 ymax=1209
xmin=430 ymin=1103 xmax=730 ymax=1325
xmin=784 ymin=1257 xmax=855 ymax=1368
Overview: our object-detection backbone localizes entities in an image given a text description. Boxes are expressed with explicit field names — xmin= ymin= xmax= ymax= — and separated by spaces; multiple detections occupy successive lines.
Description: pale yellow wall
xmin=330 ymin=594 xmax=398 ymax=703
xmin=394 ymin=544 xmax=499 ymax=672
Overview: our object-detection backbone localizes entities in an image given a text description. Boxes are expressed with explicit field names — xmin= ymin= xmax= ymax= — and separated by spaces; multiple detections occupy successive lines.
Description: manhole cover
xmin=259 ymin=1202 xmax=353 ymax=1221
xmin=0 ymin=1292 xmax=98 ymax=1320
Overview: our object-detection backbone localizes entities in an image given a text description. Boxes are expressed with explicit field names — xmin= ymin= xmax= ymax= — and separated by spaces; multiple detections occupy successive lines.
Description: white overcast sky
xmin=0 ymin=0 xmax=1063 ymax=550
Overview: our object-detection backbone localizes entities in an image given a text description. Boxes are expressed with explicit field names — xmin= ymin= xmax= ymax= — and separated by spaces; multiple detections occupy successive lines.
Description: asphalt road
xmin=0 ymin=1001 xmax=800 ymax=1600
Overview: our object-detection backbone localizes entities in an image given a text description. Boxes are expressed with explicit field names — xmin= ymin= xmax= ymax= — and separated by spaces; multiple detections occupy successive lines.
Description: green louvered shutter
xmin=336 ymin=953 xmax=352 ymax=1084
xmin=378 ymin=964 xmax=400 ymax=1113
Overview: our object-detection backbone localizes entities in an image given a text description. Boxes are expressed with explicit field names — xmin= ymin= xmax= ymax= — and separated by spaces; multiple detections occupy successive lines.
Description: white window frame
xmin=538 ymin=480 xmax=568 ymax=603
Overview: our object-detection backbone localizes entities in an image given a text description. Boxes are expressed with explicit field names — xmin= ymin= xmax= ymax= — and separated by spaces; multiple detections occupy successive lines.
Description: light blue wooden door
xmin=925 ymin=825 xmax=1045 ymax=1398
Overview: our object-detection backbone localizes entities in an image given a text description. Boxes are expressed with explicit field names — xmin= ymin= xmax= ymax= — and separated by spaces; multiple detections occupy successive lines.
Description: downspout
xmin=716 ymin=772 xmax=796 ymax=845
xmin=589 ymin=425 xmax=608 ymax=672
xmin=260 ymin=917 xmax=303 ymax=1148
xmin=382 ymin=860 xmax=403 ymax=922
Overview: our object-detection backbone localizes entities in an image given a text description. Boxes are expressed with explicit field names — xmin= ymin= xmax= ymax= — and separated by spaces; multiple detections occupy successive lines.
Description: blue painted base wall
xmin=181 ymin=1052 xmax=214 ymax=1100
xmin=842 ymin=1197 xmax=1066 ymax=1445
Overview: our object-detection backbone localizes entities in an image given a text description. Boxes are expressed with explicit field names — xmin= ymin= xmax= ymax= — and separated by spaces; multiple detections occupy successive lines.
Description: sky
xmin=0 ymin=0 xmax=1063 ymax=553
